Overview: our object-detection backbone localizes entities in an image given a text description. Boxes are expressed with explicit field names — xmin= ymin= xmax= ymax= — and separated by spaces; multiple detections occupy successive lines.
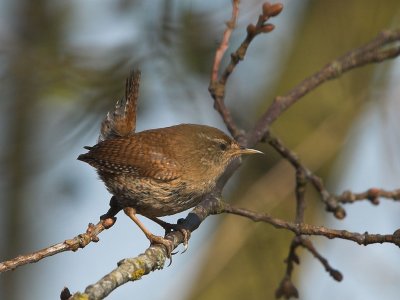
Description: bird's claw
xmin=148 ymin=234 xmax=175 ymax=265
xmin=148 ymin=218 xmax=191 ymax=255
xmin=159 ymin=222 xmax=191 ymax=253
xmin=180 ymin=228 xmax=191 ymax=254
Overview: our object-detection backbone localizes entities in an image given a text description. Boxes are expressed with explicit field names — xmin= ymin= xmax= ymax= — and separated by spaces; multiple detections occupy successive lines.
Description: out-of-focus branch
xmin=276 ymin=237 xmax=342 ymax=299
xmin=267 ymin=133 xmax=346 ymax=218
xmin=247 ymin=28 xmax=400 ymax=147
xmin=337 ymin=188 xmax=400 ymax=205
xmin=210 ymin=0 xmax=240 ymax=83
xmin=208 ymin=0 xmax=240 ymax=139
xmin=209 ymin=2 xmax=283 ymax=141
xmin=275 ymin=237 xmax=301 ymax=299
xmin=220 ymin=2 xmax=283 ymax=86
xmin=269 ymin=133 xmax=345 ymax=297
xmin=294 ymin=169 xmax=307 ymax=223
xmin=300 ymin=238 xmax=343 ymax=282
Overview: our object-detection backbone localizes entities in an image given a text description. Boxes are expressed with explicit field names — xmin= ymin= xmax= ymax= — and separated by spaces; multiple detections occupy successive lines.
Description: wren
xmin=78 ymin=70 xmax=261 ymax=254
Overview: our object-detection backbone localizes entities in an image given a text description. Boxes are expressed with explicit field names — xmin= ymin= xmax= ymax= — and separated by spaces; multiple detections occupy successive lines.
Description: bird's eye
xmin=219 ymin=143 xmax=227 ymax=151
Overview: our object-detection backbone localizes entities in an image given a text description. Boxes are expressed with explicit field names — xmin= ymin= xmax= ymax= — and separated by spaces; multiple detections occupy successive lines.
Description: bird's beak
xmin=237 ymin=148 xmax=264 ymax=155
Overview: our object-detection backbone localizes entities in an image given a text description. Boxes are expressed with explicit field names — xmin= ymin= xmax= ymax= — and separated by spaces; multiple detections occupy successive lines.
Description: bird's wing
xmin=78 ymin=135 xmax=181 ymax=181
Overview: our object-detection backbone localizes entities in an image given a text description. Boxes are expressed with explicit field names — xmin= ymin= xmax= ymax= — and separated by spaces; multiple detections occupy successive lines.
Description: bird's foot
xmin=100 ymin=196 xmax=121 ymax=228
xmin=174 ymin=225 xmax=191 ymax=253
xmin=100 ymin=217 xmax=117 ymax=229
xmin=147 ymin=234 xmax=175 ymax=265
xmin=150 ymin=218 xmax=191 ymax=253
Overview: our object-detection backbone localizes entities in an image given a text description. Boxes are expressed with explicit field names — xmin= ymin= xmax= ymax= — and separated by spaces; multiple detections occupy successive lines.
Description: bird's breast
xmin=98 ymin=171 xmax=208 ymax=217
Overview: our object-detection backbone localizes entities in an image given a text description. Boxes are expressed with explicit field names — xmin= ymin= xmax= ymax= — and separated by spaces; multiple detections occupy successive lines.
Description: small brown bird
xmin=78 ymin=70 xmax=261 ymax=254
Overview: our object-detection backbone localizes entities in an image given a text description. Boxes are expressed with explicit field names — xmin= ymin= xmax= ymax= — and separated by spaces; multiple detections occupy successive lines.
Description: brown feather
xmin=79 ymin=125 xmax=187 ymax=181
xmin=99 ymin=70 xmax=140 ymax=141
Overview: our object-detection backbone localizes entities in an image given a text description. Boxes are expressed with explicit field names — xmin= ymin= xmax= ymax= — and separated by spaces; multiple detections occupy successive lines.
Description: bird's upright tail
xmin=98 ymin=69 xmax=141 ymax=142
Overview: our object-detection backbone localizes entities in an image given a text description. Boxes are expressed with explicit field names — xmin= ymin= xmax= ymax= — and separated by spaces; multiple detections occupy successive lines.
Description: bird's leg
xmin=123 ymin=207 xmax=174 ymax=258
xmin=149 ymin=217 xmax=191 ymax=253
xmin=99 ymin=196 xmax=121 ymax=229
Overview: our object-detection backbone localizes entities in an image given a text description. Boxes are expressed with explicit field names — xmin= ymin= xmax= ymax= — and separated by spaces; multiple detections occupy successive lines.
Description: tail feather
xmin=77 ymin=152 xmax=91 ymax=162
xmin=99 ymin=70 xmax=141 ymax=142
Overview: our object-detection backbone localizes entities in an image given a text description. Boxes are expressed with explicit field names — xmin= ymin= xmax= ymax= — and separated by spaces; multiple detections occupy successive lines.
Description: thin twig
xmin=210 ymin=0 xmax=240 ymax=83
xmin=300 ymin=238 xmax=342 ymax=282
xmin=0 ymin=219 xmax=115 ymax=273
xmin=294 ymin=168 xmax=307 ymax=223
xmin=276 ymin=236 xmax=343 ymax=299
xmin=275 ymin=237 xmax=301 ymax=299
xmin=267 ymin=133 xmax=346 ymax=218
xmin=209 ymin=2 xmax=283 ymax=141
xmin=222 ymin=203 xmax=400 ymax=247
xmin=209 ymin=0 xmax=242 ymax=139
xmin=337 ymin=188 xmax=400 ymax=205
xmin=267 ymin=133 xmax=400 ymax=218
xmin=220 ymin=2 xmax=282 ymax=86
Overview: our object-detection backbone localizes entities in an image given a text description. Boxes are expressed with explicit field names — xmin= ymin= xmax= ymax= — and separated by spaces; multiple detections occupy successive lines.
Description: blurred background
xmin=1 ymin=0 xmax=400 ymax=299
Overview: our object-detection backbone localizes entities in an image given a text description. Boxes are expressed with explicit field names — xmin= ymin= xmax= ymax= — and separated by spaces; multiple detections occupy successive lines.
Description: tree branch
xmin=267 ymin=132 xmax=400 ymax=218
xmin=247 ymin=29 xmax=400 ymax=147
xmin=222 ymin=203 xmax=400 ymax=247
xmin=276 ymin=236 xmax=342 ymax=299
xmin=0 ymin=219 xmax=115 ymax=273
xmin=65 ymin=196 xmax=400 ymax=299
xmin=210 ymin=0 xmax=240 ymax=83
xmin=267 ymin=132 xmax=346 ymax=218
xmin=220 ymin=193 xmax=400 ymax=298
xmin=208 ymin=0 xmax=241 ymax=139
xmin=209 ymin=2 xmax=283 ymax=141
xmin=64 ymin=195 xmax=223 ymax=300
xmin=300 ymin=238 xmax=342 ymax=282
xmin=337 ymin=188 xmax=400 ymax=205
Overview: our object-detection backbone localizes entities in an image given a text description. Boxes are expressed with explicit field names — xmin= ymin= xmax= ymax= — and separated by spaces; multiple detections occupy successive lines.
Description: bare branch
xmin=222 ymin=203 xmax=400 ymax=247
xmin=209 ymin=2 xmax=283 ymax=141
xmin=267 ymin=133 xmax=346 ymax=218
xmin=247 ymin=29 xmax=400 ymax=147
xmin=0 ymin=219 xmax=115 ymax=273
xmin=294 ymin=169 xmax=307 ymax=223
xmin=337 ymin=188 xmax=400 ymax=205
xmin=65 ymin=195 xmax=223 ymax=299
xmin=276 ymin=236 xmax=342 ymax=299
xmin=67 ymin=243 xmax=176 ymax=299
xmin=220 ymin=2 xmax=283 ymax=86
xmin=276 ymin=237 xmax=300 ymax=299
xmin=267 ymin=133 xmax=400 ymax=219
xmin=300 ymin=238 xmax=342 ymax=282
xmin=209 ymin=0 xmax=241 ymax=139
xmin=210 ymin=0 xmax=240 ymax=83
xmin=65 ymin=195 xmax=400 ymax=299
